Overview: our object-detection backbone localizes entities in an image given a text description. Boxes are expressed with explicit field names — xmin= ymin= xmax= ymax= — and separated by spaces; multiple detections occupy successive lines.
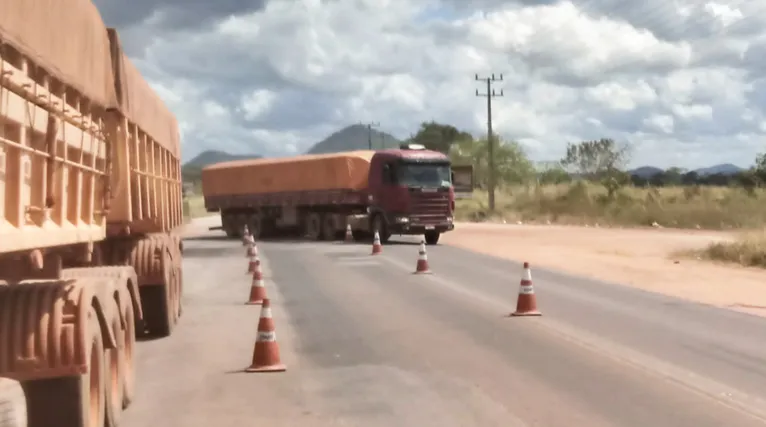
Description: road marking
xmin=377 ymin=254 xmax=766 ymax=422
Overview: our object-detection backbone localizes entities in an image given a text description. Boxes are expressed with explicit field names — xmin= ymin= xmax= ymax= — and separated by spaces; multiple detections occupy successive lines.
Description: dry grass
xmin=695 ymin=230 xmax=766 ymax=268
xmin=183 ymin=195 xmax=208 ymax=221
xmin=455 ymin=182 xmax=766 ymax=230
xmin=455 ymin=182 xmax=766 ymax=269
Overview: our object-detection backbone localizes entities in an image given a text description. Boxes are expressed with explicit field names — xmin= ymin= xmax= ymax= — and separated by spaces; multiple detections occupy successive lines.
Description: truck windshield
xmin=396 ymin=162 xmax=452 ymax=188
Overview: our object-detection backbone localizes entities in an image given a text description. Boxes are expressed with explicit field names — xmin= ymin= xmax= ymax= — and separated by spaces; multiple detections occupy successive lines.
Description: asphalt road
xmin=121 ymin=227 xmax=766 ymax=427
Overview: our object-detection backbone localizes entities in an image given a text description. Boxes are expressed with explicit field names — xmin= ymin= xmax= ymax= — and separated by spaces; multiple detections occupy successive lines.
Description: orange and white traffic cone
xmin=245 ymin=241 xmax=258 ymax=257
xmin=371 ymin=231 xmax=382 ymax=255
xmin=510 ymin=262 xmax=541 ymax=317
xmin=414 ymin=241 xmax=431 ymax=274
xmin=246 ymin=265 xmax=267 ymax=305
xmin=344 ymin=224 xmax=354 ymax=243
xmin=247 ymin=253 xmax=261 ymax=274
xmin=242 ymin=225 xmax=250 ymax=246
xmin=245 ymin=298 xmax=286 ymax=373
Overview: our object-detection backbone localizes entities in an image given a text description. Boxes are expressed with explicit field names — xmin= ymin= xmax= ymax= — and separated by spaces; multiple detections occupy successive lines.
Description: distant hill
xmin=182 ymin=150 xmax=261 ymax=184
xmin=306 ymin=124 xmax=401 ymax=154
xmin=692 ymin=163 xmax=744 ymax=176
xmin=627 ymin=163 xmax=745 ymax=178
xmin=628 ymin=166 xmax=665 ymax=178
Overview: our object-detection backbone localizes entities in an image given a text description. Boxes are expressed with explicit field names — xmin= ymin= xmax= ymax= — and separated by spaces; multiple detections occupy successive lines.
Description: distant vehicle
xmin=202 ymin=144 xmax=463 ymax=245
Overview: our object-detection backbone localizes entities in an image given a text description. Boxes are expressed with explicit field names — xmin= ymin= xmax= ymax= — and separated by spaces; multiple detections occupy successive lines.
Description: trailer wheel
xmin=24 ymin=307 xmax=106 ymax=427
xmin=121 ymin=296 xmax=137 ymax=408
xmin=104 ymin=299 xmax=124 ymax=427
xmin=321 ymin=215 xmax=338 ymax=240
xmin=140 ymin=250 xmax=174 ymax=338
xmin=304 ymin=213 xmax=322 ymax=240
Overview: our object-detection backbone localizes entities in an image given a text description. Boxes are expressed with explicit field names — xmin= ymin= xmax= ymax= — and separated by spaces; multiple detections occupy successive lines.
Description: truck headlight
xmin=395 ymin=216 xmax=409 ymax=223
xmin=447 ymin=216 xmax=453 ymax=223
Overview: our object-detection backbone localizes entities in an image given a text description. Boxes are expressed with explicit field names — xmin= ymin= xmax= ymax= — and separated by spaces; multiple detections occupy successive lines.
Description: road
xmin=121 ymin=225 xmax=766 ymax=427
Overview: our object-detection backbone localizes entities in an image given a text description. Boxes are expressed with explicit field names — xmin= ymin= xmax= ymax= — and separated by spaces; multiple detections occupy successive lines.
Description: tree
xmin=408 ymin=121 xmax=472 ymax=154
xmin=450 ymin=135 xmax=534 ymax=188
xmin=560 ymin=138 xmax=630 ymax=179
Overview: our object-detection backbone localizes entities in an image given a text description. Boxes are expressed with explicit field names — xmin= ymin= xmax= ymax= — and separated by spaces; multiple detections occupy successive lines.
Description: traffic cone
xmin=245 ymin=298 xmax=286 ymax=373
xmin=510 ymin=262 xmax=541 ymax=317
xmin=245 ymin=241 xmax=258 ymax=257
xmin=242 ymin=225 xmax=250 ymax=246
xmin=371 ymin=231 xmax=382 ymax=255
xmin=247 ymin=253 xmax=261 ymax=274
xmin=344 ymin=224 xmax=354 ymax=243
xmin=414 ymin=241 xmax=431 ymax=274
xmin=245 ymin=266 xmax=267 ymax=305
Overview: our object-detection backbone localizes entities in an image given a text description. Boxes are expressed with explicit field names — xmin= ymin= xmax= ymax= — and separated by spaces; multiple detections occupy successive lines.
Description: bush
xmin=698 ymin=231 xmax=766 ymax=268
xmin=455 ymin=182 xmax=766 ymax=229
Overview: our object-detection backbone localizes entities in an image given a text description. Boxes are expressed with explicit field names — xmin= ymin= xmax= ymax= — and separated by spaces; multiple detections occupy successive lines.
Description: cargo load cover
xmin=202 ymin=151 xmax=375 ymax=197
xmin=107 ymin=29 xmax=180 ymax=158
xmin=0 ymin=0 xmax=117 ymax=108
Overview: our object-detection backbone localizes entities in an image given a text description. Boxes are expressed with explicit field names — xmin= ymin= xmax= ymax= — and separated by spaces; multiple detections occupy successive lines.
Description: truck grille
xmin=408 ymin=188 xmax=450 ymax=224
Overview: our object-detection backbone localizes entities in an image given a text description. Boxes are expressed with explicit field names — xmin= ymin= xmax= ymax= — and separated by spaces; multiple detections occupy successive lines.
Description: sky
xmin=92 ymin=0 xmax=766 ymax=169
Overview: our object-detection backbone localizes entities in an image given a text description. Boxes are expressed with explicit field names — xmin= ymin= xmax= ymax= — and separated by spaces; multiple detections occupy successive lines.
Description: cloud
xmin=95 ymin=0 xmax=766 ymax=168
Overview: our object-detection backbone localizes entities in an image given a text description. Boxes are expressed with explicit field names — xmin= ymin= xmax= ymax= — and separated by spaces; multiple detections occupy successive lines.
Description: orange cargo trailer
xmin=0 ymin=3 xmax=183 ymax=427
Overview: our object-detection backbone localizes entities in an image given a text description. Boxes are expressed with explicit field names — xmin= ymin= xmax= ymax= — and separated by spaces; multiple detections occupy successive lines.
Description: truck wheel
xmin=140 ymin=286 xmax=172 ymax=338
xmin=372 ymin=215 xmax=391 ymax=244
xmin=424 ymin=231 xmax=440 ymax=245
xmin=104 ymin=299 xmax=124 ymax=427
xmin=321 ymin=215 xmax=338 ymax=241
xmin=24 ymin=308 xmax=106 ymax=427
xmin=304 ymin=213 xmax=322 ymax=240
xmin=121 ymin=296 xmax=137 ymax=408
xmin=351 ymin=230 xmax=369 ymax=242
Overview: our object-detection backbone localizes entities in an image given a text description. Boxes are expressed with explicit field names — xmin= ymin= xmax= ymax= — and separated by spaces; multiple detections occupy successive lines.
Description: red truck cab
xmin=351 ymin=144 xmax=455 ymax=245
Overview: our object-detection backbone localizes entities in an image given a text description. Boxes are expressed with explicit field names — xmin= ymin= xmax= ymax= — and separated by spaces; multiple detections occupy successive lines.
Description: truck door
xmin=376 ymin=161 xmax=403 ymax=213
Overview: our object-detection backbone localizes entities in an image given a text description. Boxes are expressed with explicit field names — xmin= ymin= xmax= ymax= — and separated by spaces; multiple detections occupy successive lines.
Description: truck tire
xmin=372 ymin=215 xmax=391 ymax=244
xmin=24 ymin=308 xmax=106 ymax=427
xmin=424 ymin=231 xmax=440 ymax=245
xmin=104 ymin=298 xmax=124 ymax=427
xmin=351 ymin=230 xmax=370 ymax=242
xmin=121 ymin=296 xmax=137 ymax=408
xmin=140 ymin=249 xmax=175 ymax=338
xmin=304 ymin=213 xmax=322 ymax=240
xmin=0 ymin=378 xmax=26 ymax=427
xmin=321 ymin=215 xmax=338 ymax=241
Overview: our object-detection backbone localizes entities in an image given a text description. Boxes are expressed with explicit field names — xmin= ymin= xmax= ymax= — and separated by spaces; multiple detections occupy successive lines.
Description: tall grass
xmin=455 ymin=182 xmax=766 ymax=229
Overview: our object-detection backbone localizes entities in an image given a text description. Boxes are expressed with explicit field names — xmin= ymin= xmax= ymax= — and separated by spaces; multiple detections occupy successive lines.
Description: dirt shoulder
xmin=443 ymin=223 xmax=766 ymax=316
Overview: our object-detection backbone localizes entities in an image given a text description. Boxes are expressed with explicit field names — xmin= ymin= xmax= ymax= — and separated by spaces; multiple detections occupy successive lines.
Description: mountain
xmin=692 ymin=163 xmax=744 ymax=176
xmin=627 ymin=163 xmax=745 ymax=178
xmin=306 ymin=124 xmax=401 ymax=154
xmin=182 ymin=150 xmax=261 ymax=184
xmin=184 ymin=150 xmax=261 ymax=167
xmin=628 ymin=166 xmax=664 ymax=178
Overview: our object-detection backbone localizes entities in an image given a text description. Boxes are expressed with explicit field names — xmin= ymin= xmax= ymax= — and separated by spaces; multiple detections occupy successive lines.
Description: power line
xmin=475 ymin=73 xmax=504 ymax=212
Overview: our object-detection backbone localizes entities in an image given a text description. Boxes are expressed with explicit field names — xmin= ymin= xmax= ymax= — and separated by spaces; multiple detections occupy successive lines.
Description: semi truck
xmin=0 ymin=2 xmax=184 ymax=426
xmin=202 ymin=145 xmax=456 ymax=245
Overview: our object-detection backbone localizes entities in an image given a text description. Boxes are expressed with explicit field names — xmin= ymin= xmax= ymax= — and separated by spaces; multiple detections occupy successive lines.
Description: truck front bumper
xmin=389 ymin=222 xmax=454 ymax=235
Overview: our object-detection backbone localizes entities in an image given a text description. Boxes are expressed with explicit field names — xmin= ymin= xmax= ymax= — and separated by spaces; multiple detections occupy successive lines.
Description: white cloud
xmin=96 ymin=0 xmax=766 ymax=169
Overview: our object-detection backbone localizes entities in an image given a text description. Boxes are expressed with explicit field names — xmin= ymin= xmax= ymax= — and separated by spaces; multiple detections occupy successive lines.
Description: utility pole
xmin=475 ymin=73 xmax=503 ymax=211
xmin=361 ymin=121 xmax=380 ymax=150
